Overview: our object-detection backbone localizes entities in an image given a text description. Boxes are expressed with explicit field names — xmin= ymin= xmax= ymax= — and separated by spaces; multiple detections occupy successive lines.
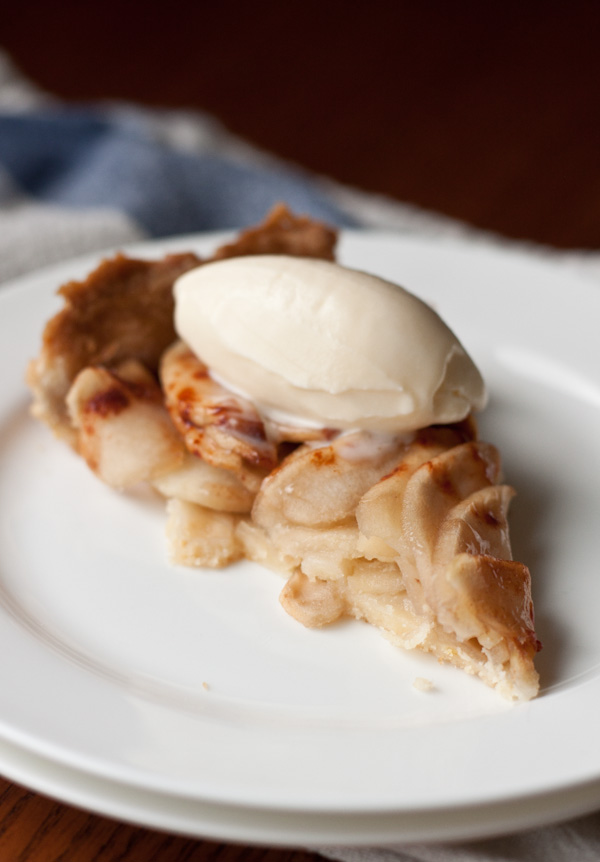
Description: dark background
xmin=4 ymin=0 xmax=600 ymax=248
xmin=1 ymin=3 xmax=599 ymax=860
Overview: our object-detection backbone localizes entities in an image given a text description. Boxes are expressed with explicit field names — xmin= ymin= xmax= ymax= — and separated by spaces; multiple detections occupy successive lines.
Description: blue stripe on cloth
xmin=0 ymin=110 xmax=356 ymax=236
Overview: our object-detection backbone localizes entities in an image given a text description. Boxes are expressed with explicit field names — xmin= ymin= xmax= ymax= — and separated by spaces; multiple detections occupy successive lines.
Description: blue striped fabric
xmin=0 ymin=107 xmax=355 ymax=239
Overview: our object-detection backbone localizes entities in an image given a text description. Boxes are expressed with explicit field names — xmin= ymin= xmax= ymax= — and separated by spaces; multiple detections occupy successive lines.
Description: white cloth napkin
xmin=318 ymin=818 xmax=600 ymax=862
xmin=1 ymin=49 xmax=600 ymax=861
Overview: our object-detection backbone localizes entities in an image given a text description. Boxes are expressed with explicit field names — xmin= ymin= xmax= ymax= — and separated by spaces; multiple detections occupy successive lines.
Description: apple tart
xmin=27 ymin=205 xmax=541 ymax=701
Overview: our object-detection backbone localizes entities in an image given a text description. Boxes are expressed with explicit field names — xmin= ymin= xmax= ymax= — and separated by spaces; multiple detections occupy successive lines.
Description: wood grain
xmin=0 ymin=777 xmax=320 ymax=862
xmin=1 ymin=2 xmax=599 ymax=859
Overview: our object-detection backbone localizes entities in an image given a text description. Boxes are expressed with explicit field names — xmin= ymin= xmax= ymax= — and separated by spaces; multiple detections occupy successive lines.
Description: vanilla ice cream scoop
xmin=173 ymin=255 xmax=487 ymax=432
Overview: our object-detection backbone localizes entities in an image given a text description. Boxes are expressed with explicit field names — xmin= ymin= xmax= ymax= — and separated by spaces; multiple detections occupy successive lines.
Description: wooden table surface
xmin=2 ymin=2 xmax=600 ymax=860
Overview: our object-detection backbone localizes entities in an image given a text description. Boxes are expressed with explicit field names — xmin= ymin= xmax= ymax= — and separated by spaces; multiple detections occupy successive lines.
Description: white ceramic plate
xmin=2 ymin=734 xmax=600 ymax=846
xmin=0 ymin=231 xmax=599 ymax=843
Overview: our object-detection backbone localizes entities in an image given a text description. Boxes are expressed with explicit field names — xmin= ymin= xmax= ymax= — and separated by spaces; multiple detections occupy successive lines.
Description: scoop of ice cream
xmin=173 ymin=255 xmax=487 ymax=433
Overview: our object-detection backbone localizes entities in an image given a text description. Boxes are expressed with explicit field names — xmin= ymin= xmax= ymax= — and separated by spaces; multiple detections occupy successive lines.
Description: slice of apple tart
xmin=27 ymin=205 xmax=540 ymax=701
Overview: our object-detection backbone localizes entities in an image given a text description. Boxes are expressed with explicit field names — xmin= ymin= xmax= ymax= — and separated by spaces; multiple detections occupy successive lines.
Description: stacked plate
xmin=0 ymin=233 xmax=599 ymax=845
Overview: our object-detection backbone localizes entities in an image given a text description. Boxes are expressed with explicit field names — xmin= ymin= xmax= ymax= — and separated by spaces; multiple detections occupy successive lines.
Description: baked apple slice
xmin=249 ymin=430 xmax=540 ymax=701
